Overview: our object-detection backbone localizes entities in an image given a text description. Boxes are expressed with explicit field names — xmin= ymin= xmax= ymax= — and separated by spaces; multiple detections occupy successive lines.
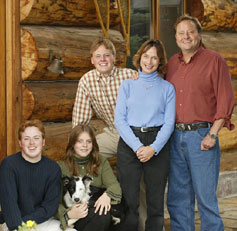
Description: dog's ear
xmin=82 ymin=176 xmax=93 ymax=188
xmin=62 ymin=176 xmax=70 ymax=186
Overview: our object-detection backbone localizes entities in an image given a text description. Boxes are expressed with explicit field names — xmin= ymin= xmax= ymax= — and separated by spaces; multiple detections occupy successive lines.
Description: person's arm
xmin=201 ymin=119 xmax=225 ymax=150
xmin=114 ymin=81 xmax=143 ymax=152
xmin=0 ymin=160 xmax=23 ymax=230
xmin=101 ymin=159 xmax=122 ymax=204
xmin=201 ymin=55 xmax=235 ymax=151
xmin=150 ymin=83 xmax=176 ymax=153
xmin=94 ymin=158 xmax=122 ymax=215
xmin=22 ymin=167 xmax=61 ymax=224
xmin=72 ymin=77 xmax=93 ymax=128
xmin=213 ymin=54 xmax=235 ymax=130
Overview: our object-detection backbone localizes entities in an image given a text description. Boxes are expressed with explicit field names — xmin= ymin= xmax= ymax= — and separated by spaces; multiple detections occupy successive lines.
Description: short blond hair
xmin=90 ymin=38 xmax=116 ymax=57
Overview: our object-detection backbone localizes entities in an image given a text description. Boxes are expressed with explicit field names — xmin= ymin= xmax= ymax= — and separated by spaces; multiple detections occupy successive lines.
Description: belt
xmin=175 ymin=122 xmax=212 ymax=131
xmin=130 ymin=126 xmax=161 ymax=133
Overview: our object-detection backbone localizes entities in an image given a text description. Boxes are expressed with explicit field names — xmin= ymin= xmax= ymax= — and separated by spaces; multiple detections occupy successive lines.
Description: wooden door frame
xmin=152 ymin=0 xmax=187 ymax=39
xmin=0 ymin=0 xmax=22 ymax=161
xmin=0 ymin=0 xmax=6 ymax=160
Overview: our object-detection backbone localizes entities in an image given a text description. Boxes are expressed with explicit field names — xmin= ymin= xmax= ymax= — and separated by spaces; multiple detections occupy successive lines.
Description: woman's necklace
xmin=143 ymin=83 xmax=153 ymax=89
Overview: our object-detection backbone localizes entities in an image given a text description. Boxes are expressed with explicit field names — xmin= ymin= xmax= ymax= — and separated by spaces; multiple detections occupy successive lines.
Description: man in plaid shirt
xmin=72 ymin=38 xmax=137 ymax=157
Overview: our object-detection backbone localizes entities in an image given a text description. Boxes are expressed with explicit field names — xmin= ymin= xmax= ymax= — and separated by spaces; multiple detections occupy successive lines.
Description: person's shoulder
xmin=98 ymin=154 xmax=107 ymax=163
xmin=42 ymin=156 xmax=61 ymax=170
xmin=160 ymin=77 xmax=175 ymax=90
xmin=116 ymin=67 xmax=137 ymax=75
xmin=57 ymin=159 xmax=67 ymax=170
xmin=168 ymin=53 xmax=180 ymax=62
xmin=98 ymin=155 xmax=112 ymax=168
xmin=80 ymin=69 xmax=97 ymax=82
xmin=1 ymin=152 xmax=20 ymax=166
xmin=200 ymin=48 xmax=221 ymax=59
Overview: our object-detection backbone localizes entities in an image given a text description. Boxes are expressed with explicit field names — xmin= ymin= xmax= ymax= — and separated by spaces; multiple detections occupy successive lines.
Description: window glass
xmin=127 ymin=0 xmax=152 ymax=69
xmin=159 ymin=0 xmax=183 ymax=59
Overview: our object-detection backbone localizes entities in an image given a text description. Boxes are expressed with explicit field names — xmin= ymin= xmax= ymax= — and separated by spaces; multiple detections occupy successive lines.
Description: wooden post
xmin=152 ymin=0 xmax=160 ymax=39
xmin=6 ymin=0 xmax=22 ymax=155
xmin=0 ymin=0 xmax=6 ymax=161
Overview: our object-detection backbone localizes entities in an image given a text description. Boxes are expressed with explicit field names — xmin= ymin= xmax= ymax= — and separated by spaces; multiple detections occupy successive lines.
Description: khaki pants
xmin=96 ymin=127 xmax=120 ymax=157
xmin=96 ymin=127 xmax=146 ymax=231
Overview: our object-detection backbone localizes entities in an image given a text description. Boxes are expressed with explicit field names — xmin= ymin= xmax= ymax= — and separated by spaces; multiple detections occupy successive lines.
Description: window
xmin=127 ymin=0 xmax=184 ymax=69
xmin=159 ymin=0 xmax=183 ymax=59
xmin=127 ymin=0 xmax=152 ymax=69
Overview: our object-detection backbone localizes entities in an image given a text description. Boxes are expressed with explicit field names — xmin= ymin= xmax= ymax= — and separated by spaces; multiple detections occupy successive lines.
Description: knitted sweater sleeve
xmin=100 ymin=157 xmax=122 ymax=204
xmin=0 ymin=159 xmax=23 ymax=230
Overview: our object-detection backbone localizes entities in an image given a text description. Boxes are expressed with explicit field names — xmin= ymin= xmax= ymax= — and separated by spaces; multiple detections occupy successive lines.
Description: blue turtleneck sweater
xmin=114 ymin=70 xmax=176 ymax=154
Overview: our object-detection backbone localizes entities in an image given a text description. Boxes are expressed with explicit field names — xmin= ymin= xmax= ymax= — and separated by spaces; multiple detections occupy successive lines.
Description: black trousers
xmin=74 ymin=207 xmax=111 ymax=231
xmin=117 ymin=129 xmax=170 ymax=231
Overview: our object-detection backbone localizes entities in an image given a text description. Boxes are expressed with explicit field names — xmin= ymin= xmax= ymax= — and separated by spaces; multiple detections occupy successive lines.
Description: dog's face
xmin=63 ymin=176 xmax=93 ymax=207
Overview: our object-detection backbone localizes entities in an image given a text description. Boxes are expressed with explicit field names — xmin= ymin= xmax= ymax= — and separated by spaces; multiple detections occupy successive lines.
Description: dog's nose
xmin=74 ymin=198 xmax=80 ymax=203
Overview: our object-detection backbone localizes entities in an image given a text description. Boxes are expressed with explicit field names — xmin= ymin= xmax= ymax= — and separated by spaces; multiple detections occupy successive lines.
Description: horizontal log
xmin=232 ymin=79 xmax=237 ymax=104
xmin=191 ymin=0 xmax=237 ymax=32
xmin=202 ymin=31 xmax=237 ymax=78
xmin=21 ymin=26 xmax=126 ymax=81
xmin=220 ymin=149 xmax=237 ymax=172
xmin=20 ymin=0 xmax=122 ymax=27
xmin=219 ymin=118 xmax=237 ymax=151
xmin=43 ymin=120 xmax=105 ymax=161
xmin=22 ymin=82 xmax=78 ymax=122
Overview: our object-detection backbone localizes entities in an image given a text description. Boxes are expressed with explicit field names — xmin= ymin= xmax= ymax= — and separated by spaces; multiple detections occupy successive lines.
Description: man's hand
xmin=131 ymin=72 xmax=139 ymax=80
xmin=201 ymin=134 xmax=216 ymax=151
xmin=136 ymin=146 xmax=156 ymax=162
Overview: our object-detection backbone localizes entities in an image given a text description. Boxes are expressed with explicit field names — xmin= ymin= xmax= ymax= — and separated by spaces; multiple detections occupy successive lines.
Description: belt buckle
xmin=176 ymin=123 xmax=185 ymax=131
xmin=141 ymin=127 xmax=148 ymax=132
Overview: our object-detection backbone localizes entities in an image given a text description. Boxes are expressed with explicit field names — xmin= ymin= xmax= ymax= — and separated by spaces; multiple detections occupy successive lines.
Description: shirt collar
xmin=95 ymin=66 xmax=117 ymax=81
xmin=178 ymin=46 xmax=205 ymax=63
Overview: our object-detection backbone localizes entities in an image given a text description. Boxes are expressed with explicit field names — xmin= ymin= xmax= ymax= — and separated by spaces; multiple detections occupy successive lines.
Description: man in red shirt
xmin=166 ymin=15 xmax=235 ymax=231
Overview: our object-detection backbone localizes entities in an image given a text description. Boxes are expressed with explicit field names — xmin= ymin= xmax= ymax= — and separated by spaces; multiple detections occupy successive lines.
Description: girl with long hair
xmin=57 ymin=124 xmax=121 ymax=231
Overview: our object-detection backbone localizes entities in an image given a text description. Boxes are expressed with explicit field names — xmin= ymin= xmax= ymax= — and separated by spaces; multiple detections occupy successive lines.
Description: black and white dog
xmin=62 ymin=176 xmax=126 ymax=230
xmin=62 ymin=176 xmax=93 ymax=227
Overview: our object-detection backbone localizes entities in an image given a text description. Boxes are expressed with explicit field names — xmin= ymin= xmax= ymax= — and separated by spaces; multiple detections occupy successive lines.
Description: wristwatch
xmin=208 ymin=132 xmax=218 ymax=139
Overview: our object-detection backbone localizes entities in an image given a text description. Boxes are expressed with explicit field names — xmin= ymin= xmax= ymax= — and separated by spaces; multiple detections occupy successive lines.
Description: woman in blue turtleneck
xmin=114 ymin=39 xmax=176 ymax=231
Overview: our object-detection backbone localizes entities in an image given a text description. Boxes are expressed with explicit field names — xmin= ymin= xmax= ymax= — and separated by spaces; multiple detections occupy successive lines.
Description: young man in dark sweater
xmin=0 ymin=120 xmax=61 ymax=231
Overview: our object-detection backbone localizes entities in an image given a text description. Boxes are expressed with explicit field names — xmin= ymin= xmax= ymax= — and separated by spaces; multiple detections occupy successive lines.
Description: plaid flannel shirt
xmin=72 ymin=66 xmax=137 ymax=128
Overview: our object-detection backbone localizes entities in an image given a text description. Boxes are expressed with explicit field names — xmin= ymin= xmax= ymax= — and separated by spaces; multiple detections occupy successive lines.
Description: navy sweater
xmin=0 ymin=152 xmax=61 ymax=230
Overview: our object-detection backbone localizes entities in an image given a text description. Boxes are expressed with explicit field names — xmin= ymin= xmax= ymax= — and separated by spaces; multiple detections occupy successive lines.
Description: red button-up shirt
xmin=166 ymin=46 xmax=235 ymax=130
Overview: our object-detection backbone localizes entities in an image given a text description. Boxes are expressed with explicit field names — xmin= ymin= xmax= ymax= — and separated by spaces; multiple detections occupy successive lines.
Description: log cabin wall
xmin=188 ymin=0 xmax=237 ymax=151
xmin=20 ymin=0 xmax=128 ymax=160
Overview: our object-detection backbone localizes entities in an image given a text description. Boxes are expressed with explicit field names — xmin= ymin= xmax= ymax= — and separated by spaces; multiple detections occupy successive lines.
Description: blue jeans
xmin=167 ymin=128 xmax=224 ymax=231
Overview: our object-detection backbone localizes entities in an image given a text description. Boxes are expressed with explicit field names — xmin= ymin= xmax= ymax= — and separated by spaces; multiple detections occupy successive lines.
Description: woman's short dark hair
xmin=133 ymin=39 xmax=167 ymax=77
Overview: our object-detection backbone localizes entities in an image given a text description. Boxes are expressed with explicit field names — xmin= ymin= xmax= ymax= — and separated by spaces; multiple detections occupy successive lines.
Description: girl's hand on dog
xmin=68 ymin=203 xmax=88 ymax=219
xmin=94 ymin=192 xmax=111 ymax=215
